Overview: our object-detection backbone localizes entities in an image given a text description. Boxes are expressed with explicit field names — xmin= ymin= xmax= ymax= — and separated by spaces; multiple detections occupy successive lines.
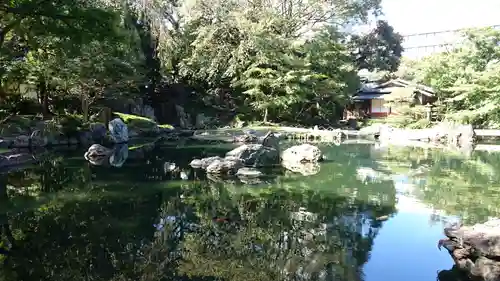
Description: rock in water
xmin=438 ymin=219 xmax=500 ymax=281
xmin=225 ymin=144 xmax=279 ymax=167
xmin=190 ymin=156 xmax=223 ymax=169
xmin=261 ymin=131 xmax=280 ymax=150
xmin=193 ymin=132 xmax=280 ymax=174
xmin=281 ymin=144 xmax=323 ymax=163
xmin=163 ymin=162 xmax=177 ymax=174
xmin=108 ymin=118 xmax=129 ymax=143
xmin=206 ymin=157 xmax=243 ymax=174
xmin=236 ymin=167 xmax=263 ymax=177
xmin=84 ymin=144 xmax=113 ymax=166
xmin=237 ymin=168 xmax=264 ymax=184
xmin=234 ymin=133 xmax=258 ymax=143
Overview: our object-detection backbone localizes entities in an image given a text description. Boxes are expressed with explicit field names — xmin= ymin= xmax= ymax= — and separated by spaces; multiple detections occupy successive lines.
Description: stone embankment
xmin=1 ymin=117 xmax=174 ymax=170
xmin=438 ymin=219 xmax=500 ymax=281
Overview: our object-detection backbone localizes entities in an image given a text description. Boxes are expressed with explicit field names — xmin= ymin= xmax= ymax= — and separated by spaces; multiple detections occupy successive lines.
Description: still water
xmin=1 ymin=140 xmax=499 ymax=281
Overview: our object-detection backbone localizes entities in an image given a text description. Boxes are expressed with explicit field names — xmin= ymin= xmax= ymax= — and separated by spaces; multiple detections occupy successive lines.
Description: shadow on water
xmin=1 ymin=140 xmax=500 ymax=280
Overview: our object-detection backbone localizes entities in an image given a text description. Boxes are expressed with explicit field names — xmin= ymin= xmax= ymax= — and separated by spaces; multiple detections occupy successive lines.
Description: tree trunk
xmin=263 ymin=108 xmax=268 ymax=123
xmin=81 ymin=94 xmax=89 ymax=122
xmin=129 ymin=11 xmax=163 ymax=122
xmin=38 ymin=79 xmax=50 ymax=118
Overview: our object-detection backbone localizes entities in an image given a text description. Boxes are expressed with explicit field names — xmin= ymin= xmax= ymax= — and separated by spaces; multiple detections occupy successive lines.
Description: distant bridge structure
xmin=401 ymin=25 xmax=500 ymax=59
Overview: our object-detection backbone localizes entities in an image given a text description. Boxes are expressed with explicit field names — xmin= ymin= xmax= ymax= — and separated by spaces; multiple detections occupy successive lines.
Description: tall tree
xmin=402 ymin=27 xmax=500 ymax=127
xmin=349 ymin=20 xmax=404 ymax=72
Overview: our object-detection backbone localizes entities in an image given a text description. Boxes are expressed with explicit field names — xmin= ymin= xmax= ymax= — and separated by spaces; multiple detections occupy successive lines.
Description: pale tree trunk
xmin=81 ymin=93 xmax=89 ymax=122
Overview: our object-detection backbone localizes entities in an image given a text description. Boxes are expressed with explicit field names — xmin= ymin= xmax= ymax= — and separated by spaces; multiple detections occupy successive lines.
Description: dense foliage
xmin=398 ymin=27 xmax=500 ymax=128
xmin=1 ymin=0 xmax=404 ymax=126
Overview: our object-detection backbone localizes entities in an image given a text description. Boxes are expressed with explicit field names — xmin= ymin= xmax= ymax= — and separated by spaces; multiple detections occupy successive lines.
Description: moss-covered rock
xmin=113 ymin=112 xmax=173 ymax=136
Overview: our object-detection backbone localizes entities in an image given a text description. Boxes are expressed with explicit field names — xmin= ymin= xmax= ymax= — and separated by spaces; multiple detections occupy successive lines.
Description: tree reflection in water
xmin=0 ymin=143 xmax=399 ymax=281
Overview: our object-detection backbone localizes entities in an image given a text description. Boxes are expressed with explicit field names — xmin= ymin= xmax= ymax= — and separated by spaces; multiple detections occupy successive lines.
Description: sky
xmin=382 ymin=0 xmax=500 ymax=35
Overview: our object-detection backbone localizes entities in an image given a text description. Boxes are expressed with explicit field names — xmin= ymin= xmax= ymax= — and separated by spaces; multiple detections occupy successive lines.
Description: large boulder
xmin=236 ymin=167 xmax=263 ymax=177
xmin=225 ymin=144 xmax=279 ymax=167
xmin=234 ymin=132 xmax=258 ymax=143
xmin=236 ymin=167 xmax=264 ymax=184
xmin=190 ymin=132 xmax=280 ymax=174
xmin=108 ymin=118 xmax=129 ymax=143
xmin=190 ymin=156 xmax=224 ymax=169
xmin=205 ymin=157 xmax=243 ymax=174
xmin=281 ymin=144 xmax=323 ymax=163
xmin=226 ymin=132 xmax=280 ymax=167
xmin=438 ymin=219 xmax=500 ymax=281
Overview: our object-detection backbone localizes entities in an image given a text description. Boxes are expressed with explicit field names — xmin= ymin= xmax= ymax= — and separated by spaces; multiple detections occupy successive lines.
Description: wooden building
xmin=344 ymin=78 xmax=436 ymax=119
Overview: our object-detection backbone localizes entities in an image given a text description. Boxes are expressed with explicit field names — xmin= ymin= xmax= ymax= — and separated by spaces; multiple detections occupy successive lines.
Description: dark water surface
xmin=1 ymin=140 xmax=500 ymax=281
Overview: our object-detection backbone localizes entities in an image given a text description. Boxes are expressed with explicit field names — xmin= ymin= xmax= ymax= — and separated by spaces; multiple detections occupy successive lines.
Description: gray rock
xmin=189 ymin=159 xmax=203 ymax=168
xmin=206 ymin=157 xmax=243 ymax=174
xmin=195 ymin=132 xmax=280 ymax=175
xmin=234 ymin=133 xmax=258 ymax=143
xmin=206 ymin=159 xmax=225 ymax=174
xmin=84 ymin=144 xmax=113 ymax=166
xmin=439 ymin=219 xmax=500 ymax=281
xmin=226 ymin=144 xmax=279 ymax=167
xmin=281 ymin=144 xmax=323 ymax=163
xmin=190 ymin=156 xmax=223 ymax=169
xmin=378 ymin=123 xmax=477 ymax=151
xmin=164 ymin=162 xmax=177 ymax=173
xmin=108 ymin=118 xmax=129 ymax=143
xmin=261 ymin=131 xmax=280 ymax=150
xmin=236 ymin=167 xmax=263 ymax=177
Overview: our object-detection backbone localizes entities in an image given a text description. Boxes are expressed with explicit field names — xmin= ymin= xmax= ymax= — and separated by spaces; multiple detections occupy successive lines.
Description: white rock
xmin=281 ymin=144 xmax=323 ymax=163
xmin=108 ymin=118 xmax=129 ymax=143
xmin=236 ymin=167 xmax=263 ymax=177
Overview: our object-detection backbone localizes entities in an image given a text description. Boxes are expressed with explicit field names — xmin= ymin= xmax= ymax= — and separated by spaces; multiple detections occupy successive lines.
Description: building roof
xmin=376 ymin=78 xmax=435 ymax=97
xmin=353 ymin=78 xmax=435 ymax=101
xmin=352 ymin=93 xmax=386 ymax=100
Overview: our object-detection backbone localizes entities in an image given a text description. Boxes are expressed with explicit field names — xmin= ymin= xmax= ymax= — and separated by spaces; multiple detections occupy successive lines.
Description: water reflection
xmin=0 ymin=141 xmax=499 ymax=280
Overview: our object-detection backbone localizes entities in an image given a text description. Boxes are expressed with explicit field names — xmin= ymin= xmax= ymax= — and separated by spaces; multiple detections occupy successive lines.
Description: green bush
xmin=56 ymin=114 xmax=88 ymax=137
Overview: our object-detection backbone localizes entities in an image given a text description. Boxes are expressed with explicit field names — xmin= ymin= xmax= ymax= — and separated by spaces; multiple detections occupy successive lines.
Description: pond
xmin=1 ymin=140 xmax=500 ymax=281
